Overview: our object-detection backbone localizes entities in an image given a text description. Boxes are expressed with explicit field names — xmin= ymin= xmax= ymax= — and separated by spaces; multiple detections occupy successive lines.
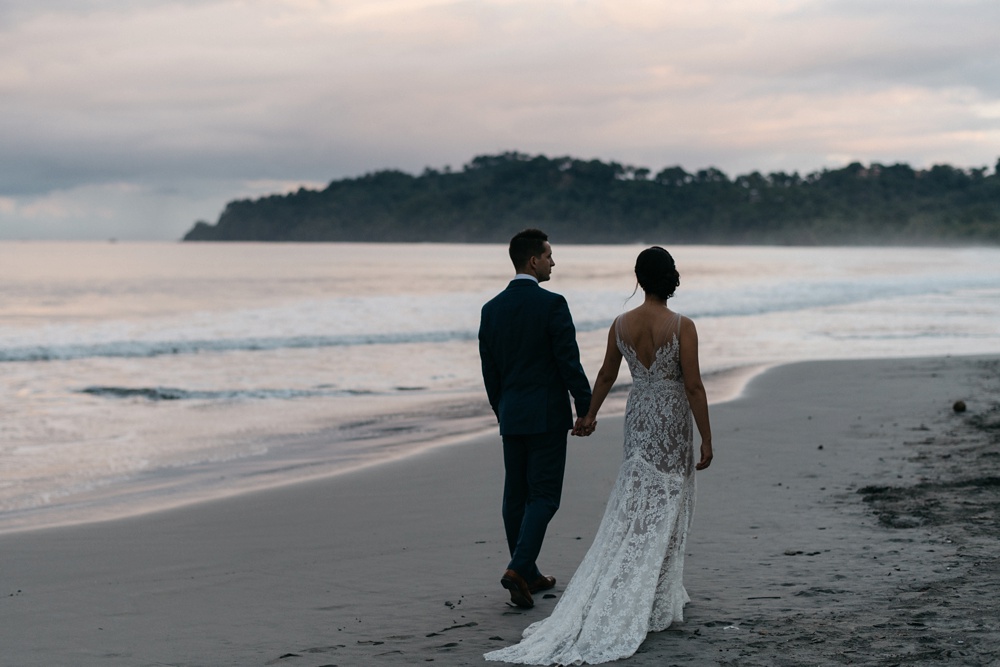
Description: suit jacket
xmin=479 ymin=279 xmax=592 ymax=436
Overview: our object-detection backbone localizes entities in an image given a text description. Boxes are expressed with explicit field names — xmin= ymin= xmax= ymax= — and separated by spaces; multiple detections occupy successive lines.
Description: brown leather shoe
xmin=528 ymin=574 xmax=556 ymax=594
xmin=500 ymin=569 xmax=534 ymax=608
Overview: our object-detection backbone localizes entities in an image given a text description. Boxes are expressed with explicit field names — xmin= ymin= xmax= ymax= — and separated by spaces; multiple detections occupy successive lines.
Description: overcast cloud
xmin=2 ymin=0 xmax=998 ymax=240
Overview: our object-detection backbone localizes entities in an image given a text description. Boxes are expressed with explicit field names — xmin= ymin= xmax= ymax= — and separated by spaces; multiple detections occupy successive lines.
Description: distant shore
xmin=2 ymin=355 xmax=998 ymax=665
xmin=181 ymin=152 xmax=1000 ymax=245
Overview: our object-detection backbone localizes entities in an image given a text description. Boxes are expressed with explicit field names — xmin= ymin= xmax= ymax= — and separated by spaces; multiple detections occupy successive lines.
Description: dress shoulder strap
xmin=657 ymin=310 xmax=681 ymax=345
xmin=614 ymin=312 xmax=627 ymax=344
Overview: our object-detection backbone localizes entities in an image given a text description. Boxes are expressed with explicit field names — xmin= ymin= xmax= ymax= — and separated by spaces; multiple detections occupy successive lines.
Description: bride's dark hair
xmin=634 ymin=246 xmax=680 ymax=300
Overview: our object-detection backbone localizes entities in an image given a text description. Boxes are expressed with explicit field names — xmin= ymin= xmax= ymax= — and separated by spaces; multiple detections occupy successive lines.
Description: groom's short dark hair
xmin=509 ymin=228 xmax=549 ymax=270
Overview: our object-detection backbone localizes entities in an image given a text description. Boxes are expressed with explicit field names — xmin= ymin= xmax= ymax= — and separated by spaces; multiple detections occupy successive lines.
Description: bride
xmin=485 ymin=246 xmax=714 ymax=665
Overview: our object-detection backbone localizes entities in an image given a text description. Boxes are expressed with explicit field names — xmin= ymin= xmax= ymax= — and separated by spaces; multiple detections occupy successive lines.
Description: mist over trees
xmin=183 ymin=152 xmax=1000 ymax=244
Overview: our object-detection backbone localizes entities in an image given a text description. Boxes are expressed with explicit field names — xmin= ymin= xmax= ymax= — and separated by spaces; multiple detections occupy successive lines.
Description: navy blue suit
xmin=479 ymin=278 xmax=592 ymax=581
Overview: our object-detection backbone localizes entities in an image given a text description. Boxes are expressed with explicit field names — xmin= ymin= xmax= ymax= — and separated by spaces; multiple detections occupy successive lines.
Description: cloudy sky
xmin=2 ymin=0 xmax=999 ymax=240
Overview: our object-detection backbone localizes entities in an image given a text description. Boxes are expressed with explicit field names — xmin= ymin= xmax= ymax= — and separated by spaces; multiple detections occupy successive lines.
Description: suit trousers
xmin=501 ymin=430 xmax=568 ymax=581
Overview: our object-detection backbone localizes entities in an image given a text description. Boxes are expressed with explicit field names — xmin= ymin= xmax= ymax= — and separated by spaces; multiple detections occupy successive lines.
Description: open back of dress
xmin=485 ymin=311 xmax=696 ymax=665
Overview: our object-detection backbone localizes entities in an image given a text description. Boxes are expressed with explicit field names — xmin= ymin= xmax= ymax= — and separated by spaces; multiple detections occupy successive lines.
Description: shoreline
xmin=0 ymin=362 xmax=768 ymax=536
xmin=2 ymin=354 xmax=998 ymax=665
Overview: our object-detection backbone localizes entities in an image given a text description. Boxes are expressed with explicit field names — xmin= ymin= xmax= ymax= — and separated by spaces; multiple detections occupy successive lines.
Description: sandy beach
xmin=2 ymin=355 xmax=998 ymax=666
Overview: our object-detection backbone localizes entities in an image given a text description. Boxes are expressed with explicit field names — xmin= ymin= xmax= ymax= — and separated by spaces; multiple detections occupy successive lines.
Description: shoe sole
xmin=500 ymin=577 xmax=534 ymax=608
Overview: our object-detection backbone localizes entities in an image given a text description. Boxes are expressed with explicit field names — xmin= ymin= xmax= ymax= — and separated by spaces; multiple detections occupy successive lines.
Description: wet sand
xmin=2 ymin=355 xmax=998 ymax=666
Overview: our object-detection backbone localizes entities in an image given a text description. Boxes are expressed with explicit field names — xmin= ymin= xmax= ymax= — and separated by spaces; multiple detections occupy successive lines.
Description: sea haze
xmin=1 ymin=242 xmax=998 ymax=532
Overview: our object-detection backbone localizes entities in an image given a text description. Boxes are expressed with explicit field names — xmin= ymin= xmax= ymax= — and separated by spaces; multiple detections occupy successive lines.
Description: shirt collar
xmin=513 ymin=273 xmax=539 ymax=283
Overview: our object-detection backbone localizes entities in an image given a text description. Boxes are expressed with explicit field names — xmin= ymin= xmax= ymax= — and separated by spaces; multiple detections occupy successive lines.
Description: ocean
xmin=2 ymin=241 xmax=998 ymax=533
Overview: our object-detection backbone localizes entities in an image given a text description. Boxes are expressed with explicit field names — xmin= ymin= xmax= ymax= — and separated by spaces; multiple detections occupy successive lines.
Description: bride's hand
xmin=695 ymin=440 xmax=713 ymax=470
xmin=572 ymin=416 xmax=597 ymax=437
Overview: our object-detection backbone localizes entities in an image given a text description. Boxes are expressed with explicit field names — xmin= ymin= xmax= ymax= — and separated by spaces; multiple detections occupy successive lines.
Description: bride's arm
xmin=577 ymin=322 xmax=622 ymax=435
xmin=679 ymin=316 xmax=713 ymax=470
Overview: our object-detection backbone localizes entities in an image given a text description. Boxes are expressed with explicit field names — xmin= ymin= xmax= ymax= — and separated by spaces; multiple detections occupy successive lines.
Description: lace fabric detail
xmin=486 ymin=313 xmax=696 ymax=665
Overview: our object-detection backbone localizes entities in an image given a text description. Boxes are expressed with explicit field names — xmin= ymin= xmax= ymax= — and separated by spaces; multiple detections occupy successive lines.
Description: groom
xmin=479 ymin=228 xmax=593 ymax=609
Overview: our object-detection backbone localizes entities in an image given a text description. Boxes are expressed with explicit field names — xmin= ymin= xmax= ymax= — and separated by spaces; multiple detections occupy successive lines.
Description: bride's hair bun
xmin=635 ymin=246 xmax=680 ymax=300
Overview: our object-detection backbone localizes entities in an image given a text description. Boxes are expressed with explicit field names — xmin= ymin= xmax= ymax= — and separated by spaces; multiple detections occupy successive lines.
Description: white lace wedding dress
xmin=485 ymin=313 xmax=695 ymax=665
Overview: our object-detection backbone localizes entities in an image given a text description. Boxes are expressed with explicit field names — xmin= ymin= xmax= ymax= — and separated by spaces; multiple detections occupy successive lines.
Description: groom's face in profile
xmin=530 ymin=242 xmax=554 ymax=282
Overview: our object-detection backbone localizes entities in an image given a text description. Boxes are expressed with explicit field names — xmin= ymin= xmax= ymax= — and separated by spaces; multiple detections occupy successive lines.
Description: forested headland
xmin=183 ymin=152 xmax=1000 ymax=244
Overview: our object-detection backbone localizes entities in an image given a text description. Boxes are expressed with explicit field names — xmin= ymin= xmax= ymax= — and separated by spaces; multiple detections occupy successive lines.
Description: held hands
xmin=695 ymin=440 xmax=713 ymax=470
xmin=572 ymin=416 xmax=597 ymax=437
